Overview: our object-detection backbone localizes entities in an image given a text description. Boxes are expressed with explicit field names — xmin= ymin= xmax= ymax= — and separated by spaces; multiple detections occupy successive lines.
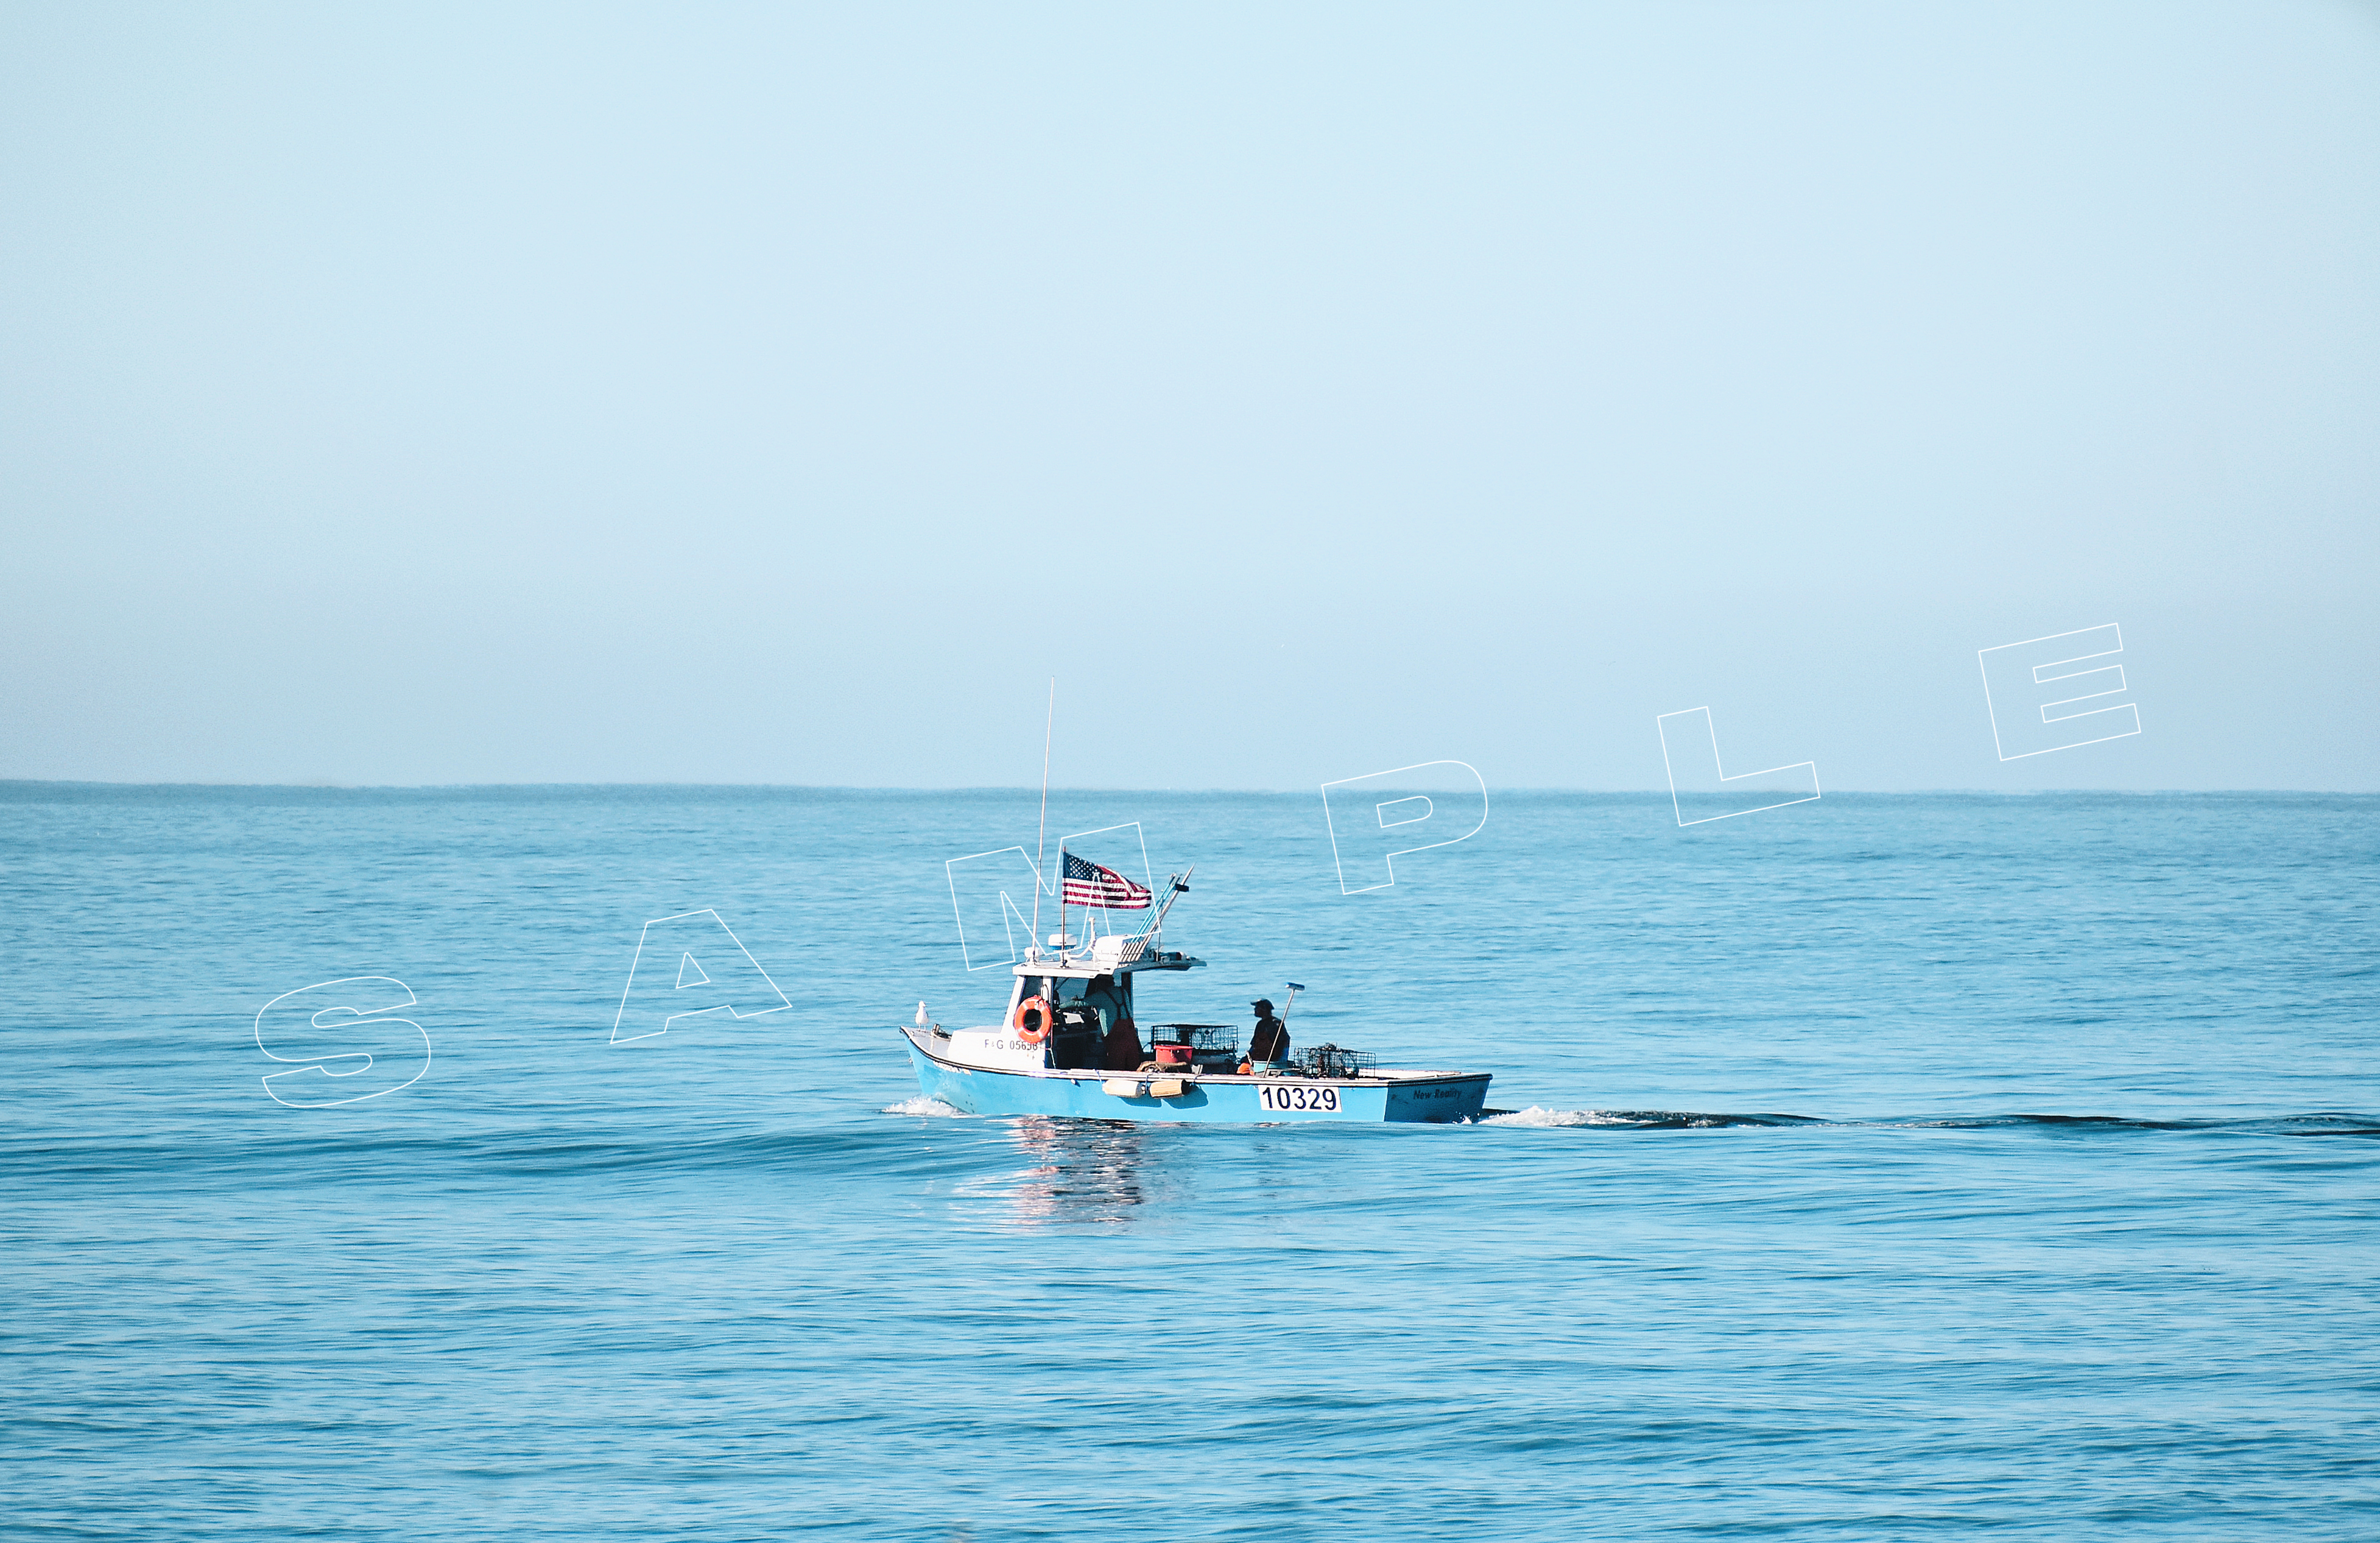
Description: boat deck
xmin=901 ymin=1026 xmax=1491 ymax=1123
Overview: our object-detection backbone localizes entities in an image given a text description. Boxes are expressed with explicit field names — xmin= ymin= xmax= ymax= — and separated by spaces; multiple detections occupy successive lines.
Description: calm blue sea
xmin=5 ymin=786 xmax=2376 ymax=1539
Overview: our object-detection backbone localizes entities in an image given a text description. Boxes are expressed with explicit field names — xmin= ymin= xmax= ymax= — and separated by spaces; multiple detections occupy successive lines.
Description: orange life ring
xmin=1012 ymin=995 xmax=1054 ymax=1043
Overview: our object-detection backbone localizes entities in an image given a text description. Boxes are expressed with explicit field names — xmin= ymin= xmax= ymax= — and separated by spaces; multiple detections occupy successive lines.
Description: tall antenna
xmin=1030 ymin=679 xmax=1054 ymax=951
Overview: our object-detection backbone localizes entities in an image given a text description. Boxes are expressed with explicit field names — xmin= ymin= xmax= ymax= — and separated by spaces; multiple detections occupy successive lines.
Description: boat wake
xmin=1483 ymin=1106 xmax=1655 ymax=1128
xmin=883 ymin=1095 xmax=968 ymax=1118
xmin=1477 ymin=1107 xmax=2380 ymax=1135
xmin=1482 ymin=1106 xmax=1826 ymax=1129
xmin=873 ymin=1098 xmax=2380 ymax=1135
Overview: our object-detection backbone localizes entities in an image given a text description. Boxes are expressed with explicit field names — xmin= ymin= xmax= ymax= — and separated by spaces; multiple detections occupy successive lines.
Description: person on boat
xmin=1101 ymin=1012 xmax=1144 ymax=1070
xmin=1042 ymin=975 xmax=1124 ymax=1070
xmin=1053 ymin=999 xmax=1101 ymax=1067
xmin=1248 ymin=998 xmax=1289 ymax=1064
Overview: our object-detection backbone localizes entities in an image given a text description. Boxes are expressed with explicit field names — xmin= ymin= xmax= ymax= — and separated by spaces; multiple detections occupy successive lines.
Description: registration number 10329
xmin=1256 ymin=1082 xmax=1341 ymax=1114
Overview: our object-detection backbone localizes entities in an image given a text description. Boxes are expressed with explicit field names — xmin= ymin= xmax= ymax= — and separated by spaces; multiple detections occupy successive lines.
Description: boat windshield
xmin=1032 ymin=974 xmax=1118 ymax=1069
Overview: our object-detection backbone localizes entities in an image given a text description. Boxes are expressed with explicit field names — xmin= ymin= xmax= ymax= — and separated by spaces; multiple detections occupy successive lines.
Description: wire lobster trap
xmin=1298 ymin=1043 xmax=1378 ymax=1078
xmin=1150 ymin=1023 xmax=1239 ymax=1056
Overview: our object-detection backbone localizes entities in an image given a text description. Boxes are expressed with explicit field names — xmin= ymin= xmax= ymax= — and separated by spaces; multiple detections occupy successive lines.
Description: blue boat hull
xmin=902 ymin=1029 xmax=1490 ymax=1124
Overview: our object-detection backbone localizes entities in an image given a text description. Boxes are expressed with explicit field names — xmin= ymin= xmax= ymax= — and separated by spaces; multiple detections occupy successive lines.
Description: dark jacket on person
xmin=1249 ymin=1012 xmax=1289 ymax=1062
xmin=1102 ymin=1016 xmax=1145 ymax=1071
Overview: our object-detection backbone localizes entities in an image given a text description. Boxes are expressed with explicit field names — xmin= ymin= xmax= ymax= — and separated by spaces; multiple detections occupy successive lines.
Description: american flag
xmin=1061 ymin=852 xmax=1152 ymax=909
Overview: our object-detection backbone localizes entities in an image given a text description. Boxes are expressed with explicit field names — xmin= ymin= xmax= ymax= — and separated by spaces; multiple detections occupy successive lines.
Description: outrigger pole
xmin=1118 ymin=867 xmax=1192 ymax=965
xmin=1031 ymin=679 xmax=1054 ymax=958
xmin=1148 ymin=867 xmax=1193 ymax=935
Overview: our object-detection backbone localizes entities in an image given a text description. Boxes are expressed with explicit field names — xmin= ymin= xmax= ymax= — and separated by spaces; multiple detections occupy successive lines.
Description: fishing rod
xmin=1029 ymin=679 xmax=1053 ymax=956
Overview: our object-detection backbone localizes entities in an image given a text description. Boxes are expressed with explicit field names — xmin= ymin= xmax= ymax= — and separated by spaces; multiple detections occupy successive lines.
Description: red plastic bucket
xmin=1154 ymin=1043 xmax=1194 ymax=1067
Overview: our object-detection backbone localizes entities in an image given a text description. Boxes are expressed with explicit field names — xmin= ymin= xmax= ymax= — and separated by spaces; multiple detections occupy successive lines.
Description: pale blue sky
xmin=4 ymin=2 xmax=2376 ymax=789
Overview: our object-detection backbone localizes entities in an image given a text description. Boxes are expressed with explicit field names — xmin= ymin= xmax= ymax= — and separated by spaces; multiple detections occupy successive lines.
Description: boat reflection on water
xmin=971 ymin=1116 xmax=1177 ymax=1229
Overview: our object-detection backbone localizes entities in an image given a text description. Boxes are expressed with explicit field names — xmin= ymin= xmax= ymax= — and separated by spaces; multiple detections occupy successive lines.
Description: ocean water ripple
xmin=5 ymin=788 xmax=2377 ymax=1539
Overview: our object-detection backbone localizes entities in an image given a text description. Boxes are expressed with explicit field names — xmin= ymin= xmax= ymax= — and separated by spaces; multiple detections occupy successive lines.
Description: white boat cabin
xmin=935 ymin=932 xmax=1214 ymax=1074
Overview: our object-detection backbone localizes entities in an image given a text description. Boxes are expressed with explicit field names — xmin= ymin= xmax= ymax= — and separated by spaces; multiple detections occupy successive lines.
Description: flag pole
xmin=1030 ymin=679 xmax=1054 ymax=955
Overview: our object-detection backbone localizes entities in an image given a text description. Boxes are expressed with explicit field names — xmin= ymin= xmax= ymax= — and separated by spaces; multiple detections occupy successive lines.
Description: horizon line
xmin=2 ymin=779 xmax=2373 ymax=796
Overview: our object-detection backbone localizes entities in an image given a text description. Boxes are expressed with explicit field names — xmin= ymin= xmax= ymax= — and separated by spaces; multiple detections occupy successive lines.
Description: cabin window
xmin=1085 ymin=973 xmax=1128 ymax=1025
xmin=1010 ymin=973 xmax=1133 ymax=1055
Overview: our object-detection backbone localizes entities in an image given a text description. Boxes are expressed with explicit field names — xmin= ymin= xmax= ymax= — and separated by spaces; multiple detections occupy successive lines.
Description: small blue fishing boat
xmin=901 ymin=867 xmax=1491 ymax=1123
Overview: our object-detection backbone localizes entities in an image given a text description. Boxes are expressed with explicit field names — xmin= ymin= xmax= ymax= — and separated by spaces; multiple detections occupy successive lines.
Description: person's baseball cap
xmin=1252 ymin=998 xmax=1273 ymax=1012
